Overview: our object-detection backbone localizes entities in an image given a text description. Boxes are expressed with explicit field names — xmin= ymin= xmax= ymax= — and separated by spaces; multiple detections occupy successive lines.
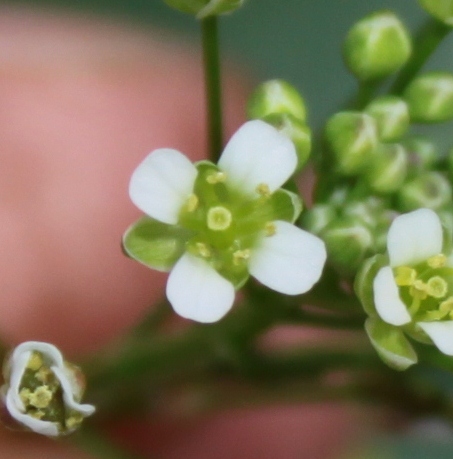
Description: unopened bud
xmin=164 ymin=0 xmax=244 ymax=18
xmin=247 ymin=80 xmax=307 ymax=122
xmin=343 ymin=11 xmax=411 ymax=81
xmin=403 ymin=137 xmax=438 ymax=173
xmin=418 ymin=0 xmax=453 ymax=26
xmin=398 ymin=172 xmax=452 ymax=211
xmin=302 ymin=204 xmax=336 ymax=235
xmin=1 ymin=342 xmax=95 ymax=436
xmin=404 ymin=72 xmax=453 ymax=122
xmin=325 ymin=112 xmax=378 ymax=175
xmin=262 ymin=113 xmax=311 ymax=171
xmin=321 ymin=217 xmax=374 ymax=275
xmin=364 ymin=143 xmax=408 ymax=193
xmin=365 ymin=96 xmax=409 ymax=141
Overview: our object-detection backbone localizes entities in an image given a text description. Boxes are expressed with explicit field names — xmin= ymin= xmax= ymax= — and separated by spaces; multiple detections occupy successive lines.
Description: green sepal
xmin=354 ymin=254 xmax=388 ymax=316
xmin=123 ymin=217 xmax=191 ymax=272
xmin=268 ymin=188 xmax=303 ymax=223
xmin=365 ymin=317 xmax=418 ymax=371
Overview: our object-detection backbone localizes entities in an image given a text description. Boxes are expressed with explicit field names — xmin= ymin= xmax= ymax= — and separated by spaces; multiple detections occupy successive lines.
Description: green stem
xmin=201 ymin=16 xmax=223 ymax=161
xmin=390 ymin=18 xmax=450 ymax=95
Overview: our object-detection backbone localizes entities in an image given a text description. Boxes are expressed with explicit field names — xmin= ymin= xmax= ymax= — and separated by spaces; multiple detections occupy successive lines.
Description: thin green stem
xmin=201 ymin=16 xmax=223 ymax=161
xmin=391 ymin=18 xmax=450 ymax=95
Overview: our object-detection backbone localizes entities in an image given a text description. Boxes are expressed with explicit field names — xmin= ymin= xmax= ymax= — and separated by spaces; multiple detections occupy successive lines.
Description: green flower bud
xmin=364 ymin=143 xmax=408 ymax=194
xmin=397 ymin=172 xmax=452 ymax=211
xmin=262 ymin=113 xmax=311 ymax=171
xmin=404 ymin=72 xmax=453 ymax=122
xmin=320 ymin=217 xmax=374 ymax=275
xmin=343 ymin=11 xmax=412 ymax=81
xmin=365 ymin=96 xmax=410 ymax=141
xmin=247 ymin=80 xmax=307 ymax=122
xmin=164 ymin=0 xmax=244 ymax=18
xmin=403 ymin=137 xmax=438 ymax=173
xmin=325 ymin=112 xmax=378 ymax=175
xmin=418 ymin=0 xmax=453 ymax=26
xmin=302 ymin=204 xmax=337 ymax=235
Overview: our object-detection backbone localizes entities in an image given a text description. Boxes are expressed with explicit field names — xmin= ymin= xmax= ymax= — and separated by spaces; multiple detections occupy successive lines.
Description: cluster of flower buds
xmin=164 ymin=0 xmax=244 ymax=18
xmin=1 ymin=342 xmax=94 ymax=436
xmin=246 ymin=79 xmax=312 ymax=172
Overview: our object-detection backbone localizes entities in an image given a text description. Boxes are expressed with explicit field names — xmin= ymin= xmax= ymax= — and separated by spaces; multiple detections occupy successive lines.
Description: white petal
xmin=166 ymin=252 xmax=235 ymax=323
xmin=218 ymin=120 xmax=297 ymax=196
xmin=418 ymin=321 xmax=453 ymax=355
xmin=129 ymin=148 xmax=197 ymax=224
xmin=373 ymin=266 xmax=411 ymax=326
xmin=248 ymin=221 xmax=326 ymax=295
xmin=387 ymin=208 xmax=443 ymax=267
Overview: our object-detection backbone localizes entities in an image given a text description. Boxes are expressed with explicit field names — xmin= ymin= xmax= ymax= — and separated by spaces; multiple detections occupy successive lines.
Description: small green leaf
xmin=365 ymin=317 xmax=418 ymax=371
xmin=123 ymin=217 xmax=191 ymax=272
xmin=269 ymin=188 xmax=303 ymax=223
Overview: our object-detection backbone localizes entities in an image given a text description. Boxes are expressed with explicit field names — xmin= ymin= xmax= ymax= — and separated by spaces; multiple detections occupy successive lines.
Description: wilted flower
xmin=1 ymin=341 xmax=95 ymax=436
xmin=355 ymin=208 xmax=453 ymax=370
xmin=124 ymin=120 xmax=326 ymax=323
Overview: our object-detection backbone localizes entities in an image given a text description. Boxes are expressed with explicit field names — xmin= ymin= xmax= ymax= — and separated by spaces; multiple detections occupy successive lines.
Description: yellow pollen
xmin=29 ymin=409 xmax=45 ymax=420
xmin=265 ymin=222 xmax=277 ymax=237
xmin=206 ymin=171 xmax=226 ymax=184
xmin=427 ymin=253 xmax=447 ymax=269
xmin=35 ymin=366 xmax=52 ymax=383
xmin=28 ymin=386 xmax=54 ymax=409
xmin=66 ymin=413 xmax=84 ymax=430
xmin=440 ymin=297 xmax=453 ymax=319
xmin=19 ymin=388 xmax=32 ymax=405
xmin=185 ymin=194 xmax=199 ymax=212
xmin=233 ymin=249 xmax=251 ymax=265
xmin=426 ymin=276 xmax=448 ymax=299
xmin=196 ymin=242 xmax=211 ymax=258
xmin=26 ymin=352 xmax=43 ymax=371
xmin=256 ymin=183 xmax=271 ymax=197
xmin=394 ymin=266 xmax=417 ymax=286
xmin=207 ymin=206 xmax=232 ymax=231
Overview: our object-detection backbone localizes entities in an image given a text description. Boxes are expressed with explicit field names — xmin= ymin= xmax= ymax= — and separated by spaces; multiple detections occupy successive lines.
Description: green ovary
xmin=394 ymin=253 xmax=453 ymax=321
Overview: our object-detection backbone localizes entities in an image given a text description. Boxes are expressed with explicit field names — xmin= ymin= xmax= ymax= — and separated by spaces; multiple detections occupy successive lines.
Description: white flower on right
xmin=124 ymin=120 xmax=327 ymax=323
xmin=356 ymin=208 xmax=453 ymax=370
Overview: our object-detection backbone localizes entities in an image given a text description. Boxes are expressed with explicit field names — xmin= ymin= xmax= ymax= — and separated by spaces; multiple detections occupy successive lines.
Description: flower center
xmin=207 ymin=206 xmax=233 ymax=231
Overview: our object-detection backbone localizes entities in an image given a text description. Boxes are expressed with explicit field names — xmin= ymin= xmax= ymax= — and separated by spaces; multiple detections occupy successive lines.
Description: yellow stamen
xmin=426 ymin=276 xmax=448 ymax=299
xmin=265 ymin=222 xmax=277 ymax=237
xmin=233 ymin=249 xmax=251 ymax=266
xmin=28 ymin=386 xmax=53 ymax=409
xmin=409 ymin=280 xmax=428 ymax=300
xmin=427 ymin=253 xmax=447 ymax=269
xmin=26 ymin=352 xmax=43 ymax=371
xmin=440 ymin=297 xmax=453 ymax=317
xmin=394 ymin=266 xmax=417 ymax=286
xmin=185 ymin=194 xmax=199 ymax=212
xmin=256 ymin=183 xmax=271 ymax=198
xmin=196 ymin=242 xmax=211 ymax=258
xmin=206 ymin=171 xmax=226 ymax=184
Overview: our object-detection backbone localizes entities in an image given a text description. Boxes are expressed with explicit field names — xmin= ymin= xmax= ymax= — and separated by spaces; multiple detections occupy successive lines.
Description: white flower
xmin=372 ymin=208 xmax=453 ymax=355
xmin=1 ymin=341 xmax=95 ymax=436
xmin=127 ymin=120 xmax=327 ymax=323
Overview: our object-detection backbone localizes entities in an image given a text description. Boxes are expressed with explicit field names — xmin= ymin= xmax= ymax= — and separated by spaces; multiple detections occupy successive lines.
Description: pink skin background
xmin=0 ymin=7 xmax=378 ymax=458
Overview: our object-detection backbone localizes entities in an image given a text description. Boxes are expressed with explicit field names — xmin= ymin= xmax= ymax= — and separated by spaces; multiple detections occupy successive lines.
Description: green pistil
xmin=207 ymin=206 xmax=232 ymax=231
xmin=426 ymin=276 xmax=448 ymax=299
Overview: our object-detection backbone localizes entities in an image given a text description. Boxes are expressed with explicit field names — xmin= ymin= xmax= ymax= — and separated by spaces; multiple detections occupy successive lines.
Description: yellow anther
xmin=19 ymin=388 xmax=32 ymax=405
xmin=66 ymin=413 xmax=83 ymax=430
xmin=256 ymin=183 xmax=271 ymax=198
xmin=440 ymin=297 xmax=453 ymax=317
xmin=394 ymin=266 xmax=417 ymax=286
xmin=207 ymin=206 xmax=232 ymax=231
xmin=185 ymin=194 xmax=199 ymax=212
xmin=426 ymin=276 xmax=448 ymax=299
xmin=196 ymin=242 xmax=211 ymax=258
xmin=35 ymin=366 xmax=52 ymax=383
xmin=28 ymin=386 xmax=53 ymax=409
xmin=410 ymin=280 xmax=428 ymax=300
xmin=26 ymin=352 xmax=43 ymax=371
xmin=427 ymin=253 xmax=447 ymax=269
xmin=29 ymin=409 xmax=45 ymax=420
xmin=233 ymin=249 xmax=251 ymax=266
xmin=206 ymin=171 xmax=226 ymax=184
xmin=265 ymin=222 xmax=277 ymax=237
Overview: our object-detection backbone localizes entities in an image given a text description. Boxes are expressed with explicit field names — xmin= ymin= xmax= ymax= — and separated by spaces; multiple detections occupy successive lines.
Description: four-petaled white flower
xmin=360 ymin=208 xmax=453 ymax=368
xmin=125 ymin=120 xmax=327 ymax=323
xmin=1 ymin=341 xmax=95 ymax=436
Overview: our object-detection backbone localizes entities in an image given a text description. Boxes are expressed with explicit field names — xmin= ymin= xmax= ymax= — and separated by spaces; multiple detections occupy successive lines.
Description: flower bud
xmin=404 ymin=72 xmax=453 ymax=122
xmin=247 ymin=80 xmax=307 ymax=122
xmin=418 ymin=0 xmax=453 ymax=26
xmin=343 ymin=11 xmax=411 ymax=81
xmin=365 ymin=96 xmax=410 ymax=141
xmin=363 ymin=143 xmax=408 ymax=193
xmin=164 ymin=0 xmax=244 ymax=18
xmin=302 ymin=204 xmax=337 ymax=235
xmin=325 ymin=112 xmax=378 ymax=175
xmin=320 ymin=217 xmax=374 ymax=275
xmin=262 ymin=113 xmax=311 ymax=171
xmin=403 ymin=137 xmax=438 ymax=173
xmin=1 ymin=342 xmax=95 ymax=436
xmin=397 ymin=172 xmax=452 ymax=211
